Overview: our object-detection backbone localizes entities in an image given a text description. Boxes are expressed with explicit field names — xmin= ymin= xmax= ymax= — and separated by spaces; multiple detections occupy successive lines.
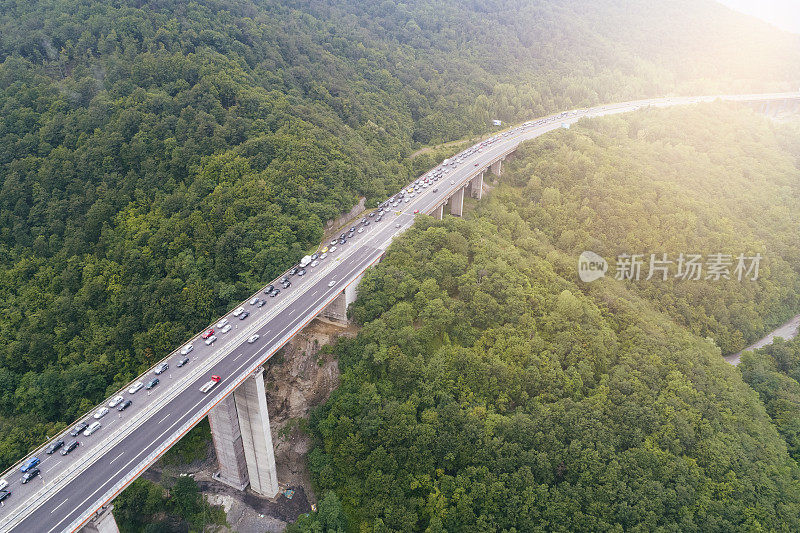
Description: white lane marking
xmin=13 ymin=96 xmax=737 ymax=528
xmin=157 ymin=414 xmax=170 ymax=424
xmin=109 ymin=452 xmax=124 ymax=465
xmin=233 ymin=353 xmax=242 ymax=361
xmin=43 ymin=251 xmax=384 ymax=533
xmin=49 ymin=498 xmax=68 ymax=514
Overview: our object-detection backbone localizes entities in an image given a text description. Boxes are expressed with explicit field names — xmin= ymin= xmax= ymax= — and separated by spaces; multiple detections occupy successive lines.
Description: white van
xmin=84 ymin=422 xmax=101 ymax=436
xmin=0 ymin=479 xmax=7 ymax=491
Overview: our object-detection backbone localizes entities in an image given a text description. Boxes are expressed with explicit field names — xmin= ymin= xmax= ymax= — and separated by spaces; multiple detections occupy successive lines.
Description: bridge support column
xmin=318 ymin=272 xmax=363 ymax=325
xmin=318 ymin=292 xmax=347 ymax=323
xmin=208 ymin=394 xmax=250 ymax=490
xmin=448 ymin=187 xmax=464 ymax=217
xmin=80 ymin=505 xmax=119 ymax=533
xmin=490 ymin=159 xmax=502 ymax=177
xmin=469 ymin=172 xmax=483 ymax=199
xmin=209 ymin=368 xmax=279 ymax=498
xmin=433 ymin=204 xmax=444 ymax=220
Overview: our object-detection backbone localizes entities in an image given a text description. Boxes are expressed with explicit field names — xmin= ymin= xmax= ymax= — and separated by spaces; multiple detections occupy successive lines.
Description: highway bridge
xmin=0 ymin=92 xmax=798 ymax=533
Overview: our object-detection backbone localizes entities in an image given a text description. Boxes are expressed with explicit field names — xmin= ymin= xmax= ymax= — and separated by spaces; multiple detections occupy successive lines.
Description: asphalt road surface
xmin=0 ymin=92 xmax=797 ymax=532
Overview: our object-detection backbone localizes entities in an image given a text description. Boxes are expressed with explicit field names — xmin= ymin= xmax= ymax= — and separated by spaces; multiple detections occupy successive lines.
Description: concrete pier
xmin=80 ymin=505 xmax=119 ymax=533
xmin=468 ymin=172 xmax=483 ymax=199
xmin=233 ymin=369 xmax=278 ymax=497
xmin=448 ymin=187 xmax=464 ymax=217
xmin=433 ymin=204 xmax=444 ymax=220
xmin=490 ymin=159 xmax=502 ymax=177
xmin=209 ymin=369 xmax=279 ymax=497
xmin=208 ymin=394 xmax=250 ymax=490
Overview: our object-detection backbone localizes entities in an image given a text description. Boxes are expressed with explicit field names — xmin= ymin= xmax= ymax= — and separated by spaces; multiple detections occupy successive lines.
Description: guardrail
xmin=2 ymin=218 xmax=391 ymax=532
xmin=63 ymin=249 xmax=386 ymax=532
xmin=7 ymin=91 xmax=800 ymax=531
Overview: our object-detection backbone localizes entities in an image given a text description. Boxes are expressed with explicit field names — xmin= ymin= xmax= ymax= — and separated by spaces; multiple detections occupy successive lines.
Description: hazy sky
xmin=717 ymin=0 xmax=800 ymax=34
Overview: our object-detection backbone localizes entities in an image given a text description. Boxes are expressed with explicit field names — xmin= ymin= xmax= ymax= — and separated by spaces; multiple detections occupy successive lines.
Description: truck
xmin=299 ymin=255 xmax=312 ymax=268
xmin=442 ymin=158 xmax=450 ymax=166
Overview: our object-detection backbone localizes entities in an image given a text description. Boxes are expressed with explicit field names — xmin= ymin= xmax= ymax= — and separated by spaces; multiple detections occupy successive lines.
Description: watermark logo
xmin=578 ymin=251 xmax=608 ymax=282
xmin=577 ymin=251 xmax=762 ymax=282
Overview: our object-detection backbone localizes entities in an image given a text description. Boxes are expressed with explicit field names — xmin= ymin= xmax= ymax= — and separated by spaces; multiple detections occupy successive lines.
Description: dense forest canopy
xmin=0 ymin=0 xmax=799 ymax=528
xmin=303 ymin=106 xmax=800 ymax=531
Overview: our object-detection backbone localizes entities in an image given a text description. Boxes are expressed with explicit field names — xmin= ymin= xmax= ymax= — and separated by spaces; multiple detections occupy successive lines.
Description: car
xmin=357 ymin=227 xmax=364 ymax=233
xmin=46 ymin=440 xmax=64 ymax=454
xmin=281 ymin=277 xmax=290 ymax=284
xmin=432 ymin=188 xmax=438 ymax=193
xmin=205 ymin=335 xmax=217 ymax=345
xmin=221 ymin=323 xmax=232 ymax=333
xmin=249 ymin=297 xmax=259 ymax=305
xmin=282 ymin=280 xmax=291 ymax=288
xmin=251 ymin=297 xmax=262 ymax=306
xmin=450 ymin=180 xmax=455 ymax=184
xmin=311 ymin=253 xmax=320 ymax=261
xmin=21 ymin=469 xmax=39 ymax=484
xmin=215 ymin=318 xmax=229 ymax=329
xmin=0 ymin=479 xmax=7 ymax=491
xmin=248 ymin=334 xmax=260 ymax=343
xmin=154 ymin=362 xmax=169 ymax=375
xmin=330 ymin=240 xmax=338 ymax=246
xmin=474 ymin=162 xmax=479 ymax=166
xmin=349 ymin=226 xmax=357 ymax=233
xmin=339 ymin=238 xmax=346 ymax=245
xmin=20 ymin=457 xmax=40 ymax=473
xmin=264 ymin=285 xmax=275 ymax=295
xmin=256 ymin=300 xmax=266 ymax=308
xmin=328 ymin=280 xmax=336 ymax=287
xmin=319 ymin=253 xmax=327 ymax=260
xmin=322 ymin=246 xmax=328 ymax=253
xmin=180 ymin=344 xmax=193 ymax=356
xmin=270 ymin=288 xmax=281 ymax=297
xmin=297 ymin=269 xmax=307 ymax=276
xmin=329 ymin=246 xmax=337 ymax=253
xmin=201 ymin=329 xmax=215 ymax=339
xmin=364 ymin=220 xmax=370 ymax=226
xmin=413 ymin=209 xmax=420 ymax=214
xmin=409 ymin=193 xmax=416 ymax=198
xmin=177 ymin=356 xmax=190 ymax=367
xmin=71 ymin=422 xmax=89 ymax=437
xmin=84 ymin=422 xmax=101 ymax=436
xmin=368 ymin=212 xmax=376 ymax=218
xmin=396 ymin=223 xmax=401 ymax=228
xmin=310 ymin=260 xmax=319 ymax=267
xmin=61 ymin=441 xmax=79 ymax=456
xmin=405 ymin=198 xmax=411 ymax=203
xmin=360 ymin=217 xmax=367 ymax=224
xmin=238 ymin=311 xmax=250 ymax=320
xmin=108 ymin=395 xmax=124 ymax=408
xmin=200 ymin=375 xmax=222 ymax=393
xmin=117 ymin=400 xmax=132 ymax=412
xmin=233 ymin=306 xmax=245 ymax=316
xmin=129 ymin=382 xmax=144 ymax=394
xmin=94 ymin=407 xmax=109 ymax=419
xmin=289 ymin=267 xmax=298 ymax=276
xmin=145 ymin=378 xmax=159 ymax=390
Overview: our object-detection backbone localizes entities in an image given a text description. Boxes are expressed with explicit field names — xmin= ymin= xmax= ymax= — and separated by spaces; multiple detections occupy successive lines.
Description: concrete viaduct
xmin=0 ymin=92 xmax=797 ymax=533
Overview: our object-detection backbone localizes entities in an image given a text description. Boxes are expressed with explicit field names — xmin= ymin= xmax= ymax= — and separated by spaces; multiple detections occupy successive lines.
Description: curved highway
xmin=0 ymin=91 xmax=798 ymax=532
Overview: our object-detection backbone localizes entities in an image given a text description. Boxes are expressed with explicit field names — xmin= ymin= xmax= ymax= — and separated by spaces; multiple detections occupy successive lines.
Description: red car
xmin=201 ymin=329 xmax=214 ymax=339
xmin=413 ymin=209 xmax=420 ymax=214
xmin=200 ymin=375 xmax=222 ymax=394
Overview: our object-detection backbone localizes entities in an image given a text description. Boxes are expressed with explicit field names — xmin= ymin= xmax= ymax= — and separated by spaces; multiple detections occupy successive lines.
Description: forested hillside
xmin=741 ymin=339 xmax=800 ymax=464
xmin=2 ymin=0 xmax=797 ymax=469
xmin=302 ymin=106 xmax=800 ymax=531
